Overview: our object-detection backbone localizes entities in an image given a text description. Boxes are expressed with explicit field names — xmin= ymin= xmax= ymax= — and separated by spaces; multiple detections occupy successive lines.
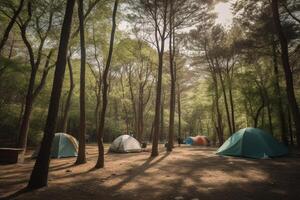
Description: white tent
xmin=109 ymin=135 xmax=142 ymax=153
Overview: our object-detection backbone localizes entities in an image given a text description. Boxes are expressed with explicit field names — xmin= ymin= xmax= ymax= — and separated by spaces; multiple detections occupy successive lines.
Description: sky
xmin=214 ymin=2 xmax=234 ymax=27
xmin=119 ymin=1 xmax=234 ymax=31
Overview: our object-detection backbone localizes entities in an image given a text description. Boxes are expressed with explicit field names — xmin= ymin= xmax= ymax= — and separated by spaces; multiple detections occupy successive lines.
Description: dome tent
xmin=33 ymin=133 xmax=78 ymax=158
xmin=185 ymin=137 xmax=194 ymax=145
xmin=217 ymin=128 xmax=288 ymax=159
xmin=109 ymin=135 xmax=142 ymax=153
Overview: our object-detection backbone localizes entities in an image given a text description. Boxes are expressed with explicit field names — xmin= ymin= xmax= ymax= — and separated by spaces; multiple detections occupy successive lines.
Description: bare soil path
xmin=1 ymin=144 xmax=300 ymax=200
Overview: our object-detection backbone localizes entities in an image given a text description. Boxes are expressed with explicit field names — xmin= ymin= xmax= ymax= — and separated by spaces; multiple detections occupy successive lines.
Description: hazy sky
xmin=214 ymin=2 xmax=233 ymax=27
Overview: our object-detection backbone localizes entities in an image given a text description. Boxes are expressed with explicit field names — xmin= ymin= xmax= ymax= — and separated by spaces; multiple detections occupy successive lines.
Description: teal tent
xmin=33 ymin=133 xmax=78 ymax=158
xmin=217 ymin=128 xmax=288 ymax=159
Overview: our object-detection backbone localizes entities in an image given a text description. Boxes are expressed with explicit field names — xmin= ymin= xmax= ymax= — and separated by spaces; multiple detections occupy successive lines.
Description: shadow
xmin=1 ymin=187 xmax=28 ymax=200
xmin=110 ymin=152 xmax=170 ymax=191
xmin=1 ymin=145 xmax=300 ymax=200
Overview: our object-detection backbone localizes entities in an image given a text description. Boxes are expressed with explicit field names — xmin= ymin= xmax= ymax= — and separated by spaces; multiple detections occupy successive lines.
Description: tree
xmin=271 ymin=0 xmax=300 ymax=146
xmin=16 ymin=1 xmax=57 ymax=153
xmin=95 ymin=0 xmax=119 ymax=168
xmin=0 ymin=0 xmax=25 ymax=54
xmin=58 ymin=51 xmax=75 ymax=133
xmin=75 ymin=0 xmax=87 ymax=165
xmin=27 ymin=0 xmax=76 ymax=189
xmin=138 ymin=0 xmax=169 ymax=157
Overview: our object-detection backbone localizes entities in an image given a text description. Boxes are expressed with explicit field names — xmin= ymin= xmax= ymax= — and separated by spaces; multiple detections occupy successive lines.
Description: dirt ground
xmin=1 ymin=144 xmax=300 ymax=200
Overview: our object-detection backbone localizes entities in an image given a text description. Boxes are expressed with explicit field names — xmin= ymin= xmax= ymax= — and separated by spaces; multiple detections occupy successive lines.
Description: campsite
xmin=1 ymin=0 xmax=300 ymax=199
xmin=1 ymin=144 xmax=300 ymax=200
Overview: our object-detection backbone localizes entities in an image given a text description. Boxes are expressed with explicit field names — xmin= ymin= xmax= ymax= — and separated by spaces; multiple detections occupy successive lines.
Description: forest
xmin=0 ymin=0 xmax=300 ymax=199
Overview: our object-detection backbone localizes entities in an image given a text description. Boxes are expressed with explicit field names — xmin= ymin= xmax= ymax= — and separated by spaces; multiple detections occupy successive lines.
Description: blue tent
xmin=185 ymin=137 xmax=194 ymax=145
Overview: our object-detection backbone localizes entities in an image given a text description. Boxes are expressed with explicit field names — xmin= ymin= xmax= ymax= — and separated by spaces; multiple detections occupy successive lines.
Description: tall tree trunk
xmin=177 ymin=82 xmax=182 ymax=141
xmin=95 ymin=0 xmax=118 ymax=168
xmin=212 ymin=73 xmax=224 ymax=145
xmin=128 ymin=68 xmax=138 ymax=137
xmin=267 ymin=102 xmax=273 ymax=134
xmin=60 ymin=56 xmax=74 ymax=132
xmin=151 ymin=0 xmax=168 ymax=157
xmin=272 ymin=38 xmax=288 ymax=144
xmin=160 ymin=92 xmax=165 ymax=142
xmin=167 ymin=0 xmax=175 ymax=151
xmin=27 ymin=0 xmax=75 ymax=189
xmin=288 ymin=108 xmax=294 ymax=145
xmin=17 ymin=2 xmax=54 ymax=153
xmin=0 ymin=0 xmax=25 ymax=54
xmin=272 ymin=0 xmax=300 ymax=146
xmin=217 ymin=70 xmax=232 ymax=135
xmin=228 ymin=71 xmax=235 ymax=132
xmin=137 ymin=84 xmax=143 ymax=141
xmin=17 ymin=67 xmax=37 ymax=152
xmin=75 ymin=0 xmax=86 ymax=165
xmin=152 ymin=50 xmax=164 ymax=157
xmin=254 ymin=104 xmax=264 ymax=128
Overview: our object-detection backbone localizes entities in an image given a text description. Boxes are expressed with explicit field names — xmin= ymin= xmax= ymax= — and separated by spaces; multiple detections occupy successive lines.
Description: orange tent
xmin=194 ymin=136 xmax=210 ymax=146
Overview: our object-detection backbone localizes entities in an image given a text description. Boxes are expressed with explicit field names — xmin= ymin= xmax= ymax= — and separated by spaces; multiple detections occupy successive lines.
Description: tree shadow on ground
xmin=2 ymin=146 xmax=300 ymax=200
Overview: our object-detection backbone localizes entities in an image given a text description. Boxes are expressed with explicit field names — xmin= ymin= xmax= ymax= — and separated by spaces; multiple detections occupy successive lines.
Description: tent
xmin=33 ymin=133 xmax=78 ymax=158
xmin=109 ymin=135 xmax=142 ymax=153
xmin=195 ymin=136 xmax=210 ymax=146
xmin=185 ymin=137 xmax=194 ymax=145
xmin=217 ymin=127 xmax=288 ymax=159
xmin=185 ymin=136 xmax=210 ymax=146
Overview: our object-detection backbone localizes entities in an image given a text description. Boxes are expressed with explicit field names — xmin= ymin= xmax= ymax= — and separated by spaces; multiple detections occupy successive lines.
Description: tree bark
xmin=75 ymin=0 xmax=87 ymax=165
xmin=272 ymin=38 xmax=288 ymax=144
xmin=228 ymin=69 xmax=235 ymax=133
xmin=272 ymin=0 xmax=300 ymax=146
xmin=177 ymin=82 xmax=182 ymax=142
xmin=288 ymin=108 xmax=294 ymax=145
xmin=27 ymin=0 xmax=75 ymax=189
xmin=217 ymin=68 xmax=232 ymax=135
xmin=60 ymin=56 xmax=74 ymax=132
xmin=213 ymin=74 xmax=224 ymax=145
xmin=167 ymin=0 xmax=175 ymax=151
xmin=151 ymin=0 xmax=168 ymax=157
xmin=95 ymin=0 xmax=118 ymax=168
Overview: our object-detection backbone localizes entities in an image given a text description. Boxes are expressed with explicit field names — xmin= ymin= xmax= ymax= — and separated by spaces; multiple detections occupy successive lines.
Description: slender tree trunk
xmin=17 ymin=68 xmax=37 ymax=150
xmin=8 ymin=35 xmax=15 ymax=59
xmin=27 ymin=0 xmax=75 ymax=189
xmin=288 ymin=108 xmax=294 ymax=145
xmin=95 ymin=0 xmax=118 ymax=168
xmin=212 ymin=73 xmax=224 ymax=145
xmin=128 ymin=68 xmax=138 ymax=136
xmin=160 ymin=92 xmax=165 ymax=142
xmin=17 ymin=2 xmax=54 ymax=153
xmin=177 ymin=82 xmax=182 ymax=141
xmin=0 ymin=0 xmax=25 ymax=54
xmin=150 ymin=0 xmax=168 ymax=157
xmin=254 ymin=104 xmax=264 ymax=128
xmin=267 ymin=102 xmax=273 ymax=134
xmin=167 ymin=0 xmax=175 ymax=151
xmin=217 ymin=70 xmax=232 ymax=135
xmin=60 ymin=56 xmax=74 ymax=132
xmin=228 ymin=73 xmax=235 ymax=132
xmin=75 ymin=0 xmax=86 ymax=165
xmin=272 ymin=0 xmax=300 ymax=146
xmin=137 ymin=84 xmax=143 ymax=141
xmin=152 ymin=50 xmax=164 ymax=156
xmin=272 ymin=39 xmax=288 ymax=144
